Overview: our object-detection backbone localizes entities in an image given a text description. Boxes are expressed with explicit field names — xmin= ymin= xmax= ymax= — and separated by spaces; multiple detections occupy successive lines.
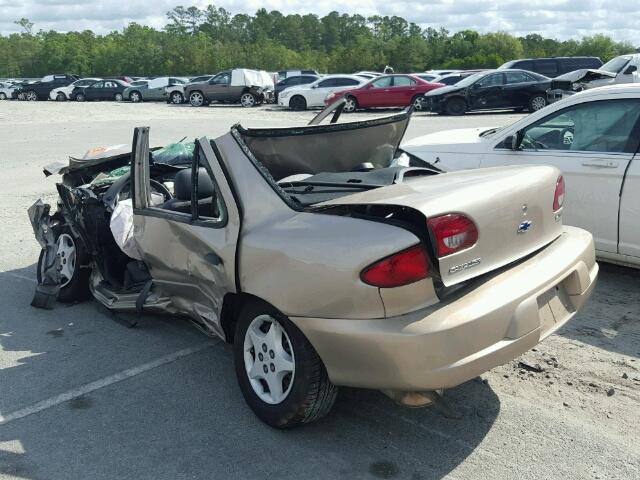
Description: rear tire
xmin=0 ymin=92 xmax=6 ymax=100
xmin=528 ymin=94 xmax=547 ymax=112
xmin=37 ymin=229 xmax=91 ymax=303
xmin=130 ymin=91 xmax=142 ymax=103
xmin=115 ymin=93 xmax=123 ymax=102
xmin=445 ymin=97 xmax=466 ymax=115
xmin=234 ymin=301 xmax=338 ymax=428
xmin=411 ymin=95 xmax=424 ymax=111
xmin=289 ymin=95 xmax=307 ymax=111
xmin=240 ymin=92 xmax=257 ymax=107
xmin=170 ymin=91 xmax=183 ymax=104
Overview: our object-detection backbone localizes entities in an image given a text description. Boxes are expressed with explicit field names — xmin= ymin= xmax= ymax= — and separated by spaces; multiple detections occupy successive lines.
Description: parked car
xmin=548 ymin=53 xmax=640 ymax=101
xmin=498 ymin=56 xmax=603 ymax=78
xmin=123 ymin=77 xmax=188 ymax=102
xmin=277 ymin=69 xmax=319 ymax=80
xmin=71 ymin=79 xmax=130 ymax=102
xmin=354 ymin=71 xmax=383 ymax=80
xmin=325 ymin=74 xmax=444 ymax=112
xmin=29 ymin=106 xmax=597 ymax=428
xmin=14 ymin=74 xmax=79 ymax=101
xmin=164 ymin=75 xmax=215 ymax=104
xmin=49 ymin=78 xmax=101 ymax=101
xmin=403 ymin=84 xmax=640 ymax=267
xmin=185 ymin=69 xmax=274 ymax=107
xmin=422 ymin=69 xmax=552 ymax=115
xmin=274 ymin=74 xmax=319 ymax=101
xmin=0 ymin=81 xmax=16 ymax=100
xmin=278 ymin=74 xmax=364 ymax=110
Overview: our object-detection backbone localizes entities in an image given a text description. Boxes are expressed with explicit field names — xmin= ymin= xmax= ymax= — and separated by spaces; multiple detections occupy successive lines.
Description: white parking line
xmin=0 ymin=342 xmax=213 ymax=426
xmin=3 ymin=272 xmax=37 ymax=283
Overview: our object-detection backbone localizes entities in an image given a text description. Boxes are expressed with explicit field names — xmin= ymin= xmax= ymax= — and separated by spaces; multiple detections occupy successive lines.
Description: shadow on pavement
xmin=557 ymin=262 xmax=640 ymax=358
xmin=0 ymin=264 xmax=500 ymax=480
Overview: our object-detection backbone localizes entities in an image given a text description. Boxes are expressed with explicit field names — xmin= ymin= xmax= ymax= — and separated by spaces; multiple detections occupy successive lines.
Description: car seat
xmin=162 ymin=168 xmax=218 ymax=218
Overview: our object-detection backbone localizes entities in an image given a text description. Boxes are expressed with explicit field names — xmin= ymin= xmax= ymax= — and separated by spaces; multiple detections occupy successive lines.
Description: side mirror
xmin=624 ymin=65 xmax=637 ymax=75
xmin=504 ymin=132 xmax=522 ymax=150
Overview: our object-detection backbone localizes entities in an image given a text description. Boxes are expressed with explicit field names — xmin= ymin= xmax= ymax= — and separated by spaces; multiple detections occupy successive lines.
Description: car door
xmin=131 ymin=129 xmax=240 ymax=336
xmin=389 ymin=75 xmax=417 ymax=106
xmin=308 ymin=78 xmax=337 ymax=105
xmin=469 ymin=73 xmax=506 ymax=109
xmin=618 ymin=154 xmax=640 ymax=259
xmin=101 ymin=80 xmax=118 ymax=100
xmin=502 ymin=71 xmax=538 ymax=108
xmin=84 ymin=81 xmax=103 ymax=100
xmin=206 ymin=72 xmax=231 ymax=102
xmin=358 ymin=76 xmax=392 ymax=107
xmin=485 ymin=98 xmax=640 ymax=254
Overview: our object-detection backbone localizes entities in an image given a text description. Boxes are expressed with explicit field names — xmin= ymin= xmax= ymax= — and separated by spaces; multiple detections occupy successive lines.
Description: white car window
xmin=520 ymin=99 xmax=640 ymax=153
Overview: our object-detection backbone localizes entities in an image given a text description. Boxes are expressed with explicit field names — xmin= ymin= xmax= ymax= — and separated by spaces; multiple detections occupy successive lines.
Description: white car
xmin=49 ymin=78 xmax=101 ymax=101
xmin=0 ymin=81 xmax=16 ymax=100
xmin=278 ymin=74 xmax=364 ymax=110
xmin=403 ymin=84 xmax=640 ymax=268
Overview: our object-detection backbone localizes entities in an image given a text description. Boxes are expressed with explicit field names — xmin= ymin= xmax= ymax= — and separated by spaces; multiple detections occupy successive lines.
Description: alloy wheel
xmin=26 ymin=91 xmax=37 ymax=101
xmin=190 ymin=92 xmax=204 ymax=107
xmin=243 ymin=314 xmax=295 ymax=405
xmin=131 ymin=92 xmax=141 ymax=102
xmin=343 ymin=97 xmax=357 ymax=112
xmin=413 ymin=96 xmax=424 ymax=111
xmin=0 ymin=93 xmax=6 ymax=100
xmin=171 ymin=92 xmax=183 ymax=104
xmin=115 ymin=93 xmax=123 ymax=102
xmin=240 ymin=93 xmax=256 ymax=107
xmin=531 ymin=96 xmax=547 ymax=111
xmin=56 ymin=92 xmax=66 ymax=101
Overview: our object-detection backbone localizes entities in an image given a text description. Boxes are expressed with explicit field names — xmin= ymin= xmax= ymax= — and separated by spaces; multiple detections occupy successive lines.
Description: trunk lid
xmin=318 ymin=165 xmax=564 ymax=287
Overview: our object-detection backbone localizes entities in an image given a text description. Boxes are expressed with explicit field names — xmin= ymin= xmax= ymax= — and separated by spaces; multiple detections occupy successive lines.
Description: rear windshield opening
xmin=232 ymin=114 xmax=438 ymax=208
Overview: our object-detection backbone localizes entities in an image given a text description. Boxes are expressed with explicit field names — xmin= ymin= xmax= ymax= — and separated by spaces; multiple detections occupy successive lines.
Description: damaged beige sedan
xmin=29 ymin=107 xmax=598 ymax=428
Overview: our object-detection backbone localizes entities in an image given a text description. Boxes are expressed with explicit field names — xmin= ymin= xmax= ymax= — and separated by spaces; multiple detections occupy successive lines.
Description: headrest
xmin=173 ymin=168 xmax=214 ymax=200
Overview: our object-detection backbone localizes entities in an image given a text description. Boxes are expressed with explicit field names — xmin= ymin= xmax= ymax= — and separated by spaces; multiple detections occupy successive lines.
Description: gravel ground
xmin=0 ymin=101 xmax=638 ymax=480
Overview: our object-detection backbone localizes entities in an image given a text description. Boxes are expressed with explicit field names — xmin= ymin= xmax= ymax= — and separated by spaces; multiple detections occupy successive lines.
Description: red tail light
xmin=553 ymin=175 xmax=565 ymax=211
xmin=428 ymin=213 xmax=478 ymax=257
xmin=360 ymin=245 xmax=430 ymax=288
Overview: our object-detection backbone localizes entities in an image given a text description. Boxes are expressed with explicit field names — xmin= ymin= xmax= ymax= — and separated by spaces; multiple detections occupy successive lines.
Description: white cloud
xmin=0 ymin=0 xmax=638 ymax=43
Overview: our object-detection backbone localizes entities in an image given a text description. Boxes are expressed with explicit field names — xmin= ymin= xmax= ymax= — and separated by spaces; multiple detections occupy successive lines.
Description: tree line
xmin=1 ymin=6 xmax=636 ymax=78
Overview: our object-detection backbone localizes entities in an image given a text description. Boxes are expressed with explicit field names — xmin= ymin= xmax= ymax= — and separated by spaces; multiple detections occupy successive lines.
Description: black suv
xmin=16 ymin=74 xmax=79 ymax=101
xmin=498 ymin=57 xmax=602 ymax=78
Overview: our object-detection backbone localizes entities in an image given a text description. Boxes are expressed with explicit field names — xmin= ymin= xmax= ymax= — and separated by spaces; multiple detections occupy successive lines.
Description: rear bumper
xmin=290 ymin=226 xmax=597 ymax=391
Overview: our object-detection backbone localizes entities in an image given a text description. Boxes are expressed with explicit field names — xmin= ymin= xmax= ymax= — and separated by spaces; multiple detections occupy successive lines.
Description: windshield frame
xmin=600 ymin=55 xmax=632 ymax=75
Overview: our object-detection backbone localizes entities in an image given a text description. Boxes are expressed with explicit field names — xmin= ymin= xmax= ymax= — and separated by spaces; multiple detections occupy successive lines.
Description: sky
xmin=0 ymin=0 xmax=637 ymax=43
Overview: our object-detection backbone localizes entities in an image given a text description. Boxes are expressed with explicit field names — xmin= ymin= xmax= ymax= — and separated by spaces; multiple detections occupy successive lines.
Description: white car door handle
xmin=581 ymin=160 xmax=619 ymax=168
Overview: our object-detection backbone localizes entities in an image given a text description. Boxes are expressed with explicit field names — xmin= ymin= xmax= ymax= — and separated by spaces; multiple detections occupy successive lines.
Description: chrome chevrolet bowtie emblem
xmin=517 ymin=220 xmax=533 ymax=234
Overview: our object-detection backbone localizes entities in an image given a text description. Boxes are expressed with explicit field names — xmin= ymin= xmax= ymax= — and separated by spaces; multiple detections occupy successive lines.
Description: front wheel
xmin=115 ymin=93 xmax=123 ymax=102
xmin=130 ymin=91 xmax=142 ymax=103
xmin=240 ymin=92 xmax=257 ymax=107
xmin=75 ymin=93 xmax=85 ymax=102
xmin=289 ymin=95 xmax=307 ymax=111
xmin=234 ymin=302 xmax=338 ymax=428
xmin=343 ymin=96 xmax=358 ymax=113
xmin=445 ymin=97 xmax=466 ymax=115
xmin=25 ymin=90 xmax=38 ymax=101
xmin=56 ymin=92 xmax=67 ymax=101
xmin=529 ymin=94 xmax=547 ymax=112
xmin=37 ymin=230 xmax=91 ymax=303
xmin=0 ymin=92 xmax=6 ymax=100
xmin=189 ymin=91 xmax=204 ymax=107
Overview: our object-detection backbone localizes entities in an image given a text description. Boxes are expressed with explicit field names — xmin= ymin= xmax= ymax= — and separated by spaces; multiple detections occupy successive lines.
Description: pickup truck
xmin=15 ymin=74 xmax=79 ymax=101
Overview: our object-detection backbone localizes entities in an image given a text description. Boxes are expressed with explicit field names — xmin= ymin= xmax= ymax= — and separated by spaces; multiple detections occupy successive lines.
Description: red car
xmin=324 ymin=74 xmax=444 ymax=112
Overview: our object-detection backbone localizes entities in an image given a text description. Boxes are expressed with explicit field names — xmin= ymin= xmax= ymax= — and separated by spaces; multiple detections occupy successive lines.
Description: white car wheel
xmin=189 ymin=91 xmax=204 ymax=107
xmin=243 ymin=314 xmax=295 ymax=405
xmin=240 ymin=92 xmax=256 ymax=107
xmin=170 ymin=92 xmax=183 ymax=104
xmin=42 ymin=233 xmax=77 ymax=288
